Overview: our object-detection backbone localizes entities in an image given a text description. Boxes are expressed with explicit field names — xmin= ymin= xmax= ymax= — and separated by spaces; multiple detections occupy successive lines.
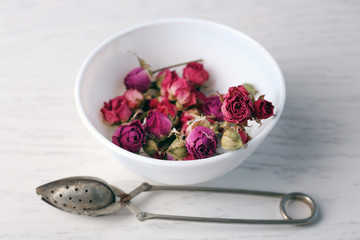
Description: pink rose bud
xmin=112 ymin=120 xmax=146 ymax=153
xmin=124 ymin=89 xmax=144 ymax=109
xmin=220 ymin=85 xmax=254 ymax=124
xmin=167 ymin=78 xmax=196 ymax=108
xmin=202 ymin=95 xmax=224 ymax=121
xmin=254 ymin=99 xmax=274 ymax=119
xmin=101 ymin=96 xmax=132 ymax=125
xmin=183 ymin=62 xmax=209 ymax=86
xmin=185 ymin=126 xmax=217 ymax=159
xmin=157 ymin=69 xmax=178 ymax=97
xmin=124 ymin=67 xmax=151 ymax=92
xmin=144 ymin=110 xmax=173 ymax=139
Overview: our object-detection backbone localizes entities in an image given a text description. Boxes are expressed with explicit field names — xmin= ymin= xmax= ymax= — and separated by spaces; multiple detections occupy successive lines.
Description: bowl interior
xmin=77 ymin=19 xmax=285 ymax=161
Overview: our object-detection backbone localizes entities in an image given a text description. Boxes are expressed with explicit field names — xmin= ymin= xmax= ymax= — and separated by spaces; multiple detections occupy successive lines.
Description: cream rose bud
xmin=166 ymin=138 xmax=187 ymax=160
xmin=221 ymin=129 xmax=244 ymax=150
xmin=143 ymin=139 xmax=158 ymax=156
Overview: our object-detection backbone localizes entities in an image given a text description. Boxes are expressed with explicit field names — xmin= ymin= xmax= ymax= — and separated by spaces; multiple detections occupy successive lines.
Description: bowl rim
xmin=75 ymin=18 xmax=286 ymax=167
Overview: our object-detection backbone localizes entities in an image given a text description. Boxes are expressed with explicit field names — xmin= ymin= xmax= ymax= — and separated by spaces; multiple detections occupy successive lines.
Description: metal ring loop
xmin=280 ymin=192 xmax=318 ymax=225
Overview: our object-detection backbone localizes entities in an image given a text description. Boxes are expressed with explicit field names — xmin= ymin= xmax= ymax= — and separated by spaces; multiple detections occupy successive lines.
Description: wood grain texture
xmin=0 ymin=0 xmax=359 ymax=239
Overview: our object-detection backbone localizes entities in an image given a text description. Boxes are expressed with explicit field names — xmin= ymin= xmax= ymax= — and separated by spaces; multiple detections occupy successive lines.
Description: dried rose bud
xmin=189 ymin=117 xmax=211 ymax=131
xmin=221 ymin=129 xmax=244 ymax=151
xmin=183 ymin=62 xmax=209 ymax=86
xmin=112 ymin=120 xmax=146 ymax=153
xmin=220 ymin=85 xmax=254 ymax=124
xmin=237 ymin=128 xmax=250 ymax=144
xmin=166 ymin=138 xmax=187 ymax=160
xmin=143 ymin=139 xmax=158 ymax=156
xmin=202 ymin=95 xmax=224 ymax=121
xmin=179 ymin=109 xmax=199 ymax=135
xmin=167 ymin=78 xmax=196 ymax=108
xmin=144 ymin=110 xmax=172 ymax=139
xmin=185 ymin=126 xmax=217 ymax=159
xmin=156 ymin=97 xmax=178 ymax=118
xmin=242 ymin=83 xmax=258 ymax=96
xmin=101 ymin=96 xmax=132 ymax=125
xmin=124 ymin=89 xmax=144 ymax=109
xmin=156 ymin=69 xmax=178 ymax=97
xmin=254 ymin=99 xmax=274 ymax=119
xmin=124 ymin=67 xmax=151 ymax=92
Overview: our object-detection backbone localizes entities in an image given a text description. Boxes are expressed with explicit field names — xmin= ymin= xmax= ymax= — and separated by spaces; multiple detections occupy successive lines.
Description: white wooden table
xmin=1 ymin=1 xmax=359 ymax=239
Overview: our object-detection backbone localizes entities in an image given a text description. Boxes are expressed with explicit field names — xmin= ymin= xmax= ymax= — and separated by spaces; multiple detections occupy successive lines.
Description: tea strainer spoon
xmin=36 ymin=176 xmax=318 ymax=225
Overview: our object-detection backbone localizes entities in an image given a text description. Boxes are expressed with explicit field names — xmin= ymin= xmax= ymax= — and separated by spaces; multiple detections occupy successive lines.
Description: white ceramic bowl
xmin=75 ymin=19 xmax=285 ymax=185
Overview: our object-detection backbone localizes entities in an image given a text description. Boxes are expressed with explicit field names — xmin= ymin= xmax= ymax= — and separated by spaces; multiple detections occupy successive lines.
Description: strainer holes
xmin=54 ymin=200 xmax=57 ymax=204
xmin=73 ymin=206 xmax=76 ymax=209
xmin=89 ymin=200 xmax=93 ymax=203
xmin=51 ymin=190 xmax=54 ymax=193
xmin=85 ymin=189 xmax=88 ymax=193
xmin=75 ymin=188 xmax=78 ymax=191
xmin=63 ymin=204 xmax=67 ymax=207
xmin=69 ymin=197 xmax=72 ymax=200
xmin=79 ymin=199 xmax=82 ymax=202
xmin=59 ymin=194 xmax=62 ymax=197
xmin=66 ymin=186 xmax=69 ymax=189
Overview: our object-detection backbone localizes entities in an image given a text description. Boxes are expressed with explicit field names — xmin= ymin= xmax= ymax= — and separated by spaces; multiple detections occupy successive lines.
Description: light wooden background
xmin=1 ymin=0 xmax=359 ymax=239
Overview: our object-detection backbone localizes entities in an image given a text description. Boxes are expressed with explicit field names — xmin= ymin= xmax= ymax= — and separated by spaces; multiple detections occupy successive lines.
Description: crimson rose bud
xmin=144 ymin=110 xmax=172 ymax=139
xmin=124 ymin=67 xmax=151 ymax=92
xmin=112 ymin=120 xmax=146 ymax=153
xmin=238 ymin=129 xmax=250 ymax=144
xmin=254 ymin=99 xmax=274 ymax=119
xmin=185 ymin=126 xmax=217 ymax=159
xmin=101 ymin=96 xmax=132 ymax=124
xmin=183 ymin=62 xmax=209 ymax=86
xmin=202 ymin=95 xmax=224 ymax=121
xmin=220 ymin=85 xmax=254 ymax=124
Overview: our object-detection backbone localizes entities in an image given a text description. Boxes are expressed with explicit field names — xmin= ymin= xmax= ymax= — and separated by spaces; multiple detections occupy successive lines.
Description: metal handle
xmin=126 ymin=184 xmax=318 ymax=225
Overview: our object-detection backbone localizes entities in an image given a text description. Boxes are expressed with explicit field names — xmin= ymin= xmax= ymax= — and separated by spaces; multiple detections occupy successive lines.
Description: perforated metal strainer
xmin=36 ymin=176 xmax=318 ymax=225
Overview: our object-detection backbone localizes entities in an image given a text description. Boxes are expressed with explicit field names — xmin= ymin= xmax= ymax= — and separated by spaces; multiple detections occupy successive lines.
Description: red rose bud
xmin=254 ymin=99 xmax=274 ymax=119
xmin=156 ymin=97 xmax=178 ymax=118
xmin=148 ymin=98 xmax=159 ymax=109
xmin=124 ymin=67 xmax=151 ymax=92
xmin=182 ymin=153 xmax=196 ymax=161
xmin=221 ymin=129 xmax=244 ymax=150
xmin=183 ymin=62 xmax=209 ymax=86
xmin=202 ymin=95 xmax=224 ymax=121
xmin=185 ymin=126 xmax=217 ymax=159
xmin=124 ymin=89 xmax=144 ymax=109
xmin=112 ymin=120 xmax=146 ymax=153
xmin=220 ymin=85 xmax=254 ymax=124
xmin=237 ymin=128 xmax=250 ymax=144
xmin=157 ymin=69 xmax=178 ymax=97
xmin=144 ymin=110 xmax=173 ymax=139
xmin=101 ymin=96 xmax=132 ymax=124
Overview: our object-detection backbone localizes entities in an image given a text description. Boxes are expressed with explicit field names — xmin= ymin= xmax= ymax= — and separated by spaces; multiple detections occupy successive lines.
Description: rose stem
xmin=152 ymin=59 xmax=203 ymax=73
